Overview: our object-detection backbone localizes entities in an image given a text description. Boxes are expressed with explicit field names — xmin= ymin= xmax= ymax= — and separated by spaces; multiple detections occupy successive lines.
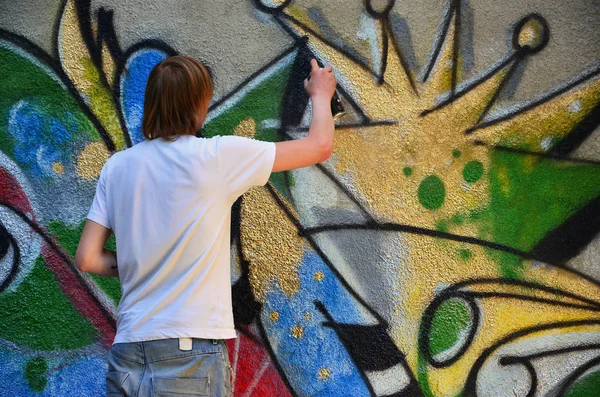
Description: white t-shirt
xmin=87 ymin=134 xmax=276 ymax=343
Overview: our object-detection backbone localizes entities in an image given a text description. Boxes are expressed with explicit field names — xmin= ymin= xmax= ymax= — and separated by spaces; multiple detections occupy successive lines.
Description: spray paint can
xmin=330 ymin=90 xmax=346 ymax=120
xmin=307 ymin=71 xmax=346 ymax=120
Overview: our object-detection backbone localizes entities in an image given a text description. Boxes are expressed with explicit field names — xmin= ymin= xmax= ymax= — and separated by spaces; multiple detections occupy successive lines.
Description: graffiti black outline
xmin=0 ymin=221 xmax=20 ymax=294
xmin=461 ymin=319 xmax=600 ymax=397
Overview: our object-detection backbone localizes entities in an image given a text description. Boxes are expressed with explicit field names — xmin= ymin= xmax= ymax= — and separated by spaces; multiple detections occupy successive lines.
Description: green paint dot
xmin=436 ymin=221 xmax=448 ymax=233
xmin=403 ymin=167 xmax=413 ymax=176
xmin=428 ymin=299 xmax=472 ymax=357
xmin=25 ymin=357 xmax=48 ymax=392
xmin=564 ymin=370 xmax=600 ymax=397
xmin=463 ymin=161 xmax=484 ymax=183
xmin=450 ymin=214 xmax=464 ymax=225
xmin=459 ymin=248 xmax=472 ymax=260
xmin=418 ymin=175 xmax=446 ymax=210
xmin=452 ymin=149 xmax=461 ymax=158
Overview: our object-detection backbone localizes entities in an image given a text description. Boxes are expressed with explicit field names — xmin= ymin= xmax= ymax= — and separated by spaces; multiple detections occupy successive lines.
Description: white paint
xmin=476 ymin=331 xmax=600 ymax=397
xmin=0 ymin=206 xmax=42 ymax=293
xmin=568 ymin=99 xmax=582 ymax=113
xmin=365 ymin=362 xmax=411 ymax=396
xmin=259 ymin=118 xmax=281 ymax=130
xmin=0 ymin=152 xmax=42 ymax=291
xmin=8 ymin=99 xmax=27 ymax=131
xmin=358 ymin=12 xmax=381 ymax=75
xmin=540 ymin=137 xmax=553 ymax=151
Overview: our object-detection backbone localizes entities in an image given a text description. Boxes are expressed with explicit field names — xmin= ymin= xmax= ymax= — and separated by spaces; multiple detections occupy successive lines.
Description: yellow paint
xmin=422 ymin=11 xmax=460 ymax=100
xmin=468 ymin=79 xmax=600 ymax=150
xmin=59 ymin=0 xmax=126 ymax=150
xmin=240 ymin=186 xmax=304 ymax=301
xmin=234 ymin=118 xmax=256 ymax=138
xmin=314 ymin=271 xmax=325 ymax=281
xmin=291 ymin=325 xmax=304 ymax=339
xmin=82 ymin=58 xmax=126 ymax=150
xmin=304 ymin=312 xmax=311 ymax=321
xmin=269 ymin=311 xmax=280 ymax=322
xmin=318 ymin=368 xmax=331 ymax=380
xmin=517 ymin=19 xmax=545 ymax=49
xmin=52 ymin=162 xmax=65 ymax=175
xmin=248 ymin=8 xmax=600 ymax=396
xmin=428 ymin=296 xmax=600 ymax=396
xmin=77 ymin=141 xmax=111 ymax=179
xmin=101 ymin=41 xmax=116 ymax=87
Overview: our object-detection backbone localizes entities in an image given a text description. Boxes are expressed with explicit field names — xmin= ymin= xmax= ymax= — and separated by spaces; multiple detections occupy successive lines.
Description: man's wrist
xmin=310 ymin=94 xmax=331 ymax=106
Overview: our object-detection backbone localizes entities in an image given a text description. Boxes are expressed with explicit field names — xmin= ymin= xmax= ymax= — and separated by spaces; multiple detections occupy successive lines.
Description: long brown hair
xmin=142 ymin=56 xmax=213 ymax=141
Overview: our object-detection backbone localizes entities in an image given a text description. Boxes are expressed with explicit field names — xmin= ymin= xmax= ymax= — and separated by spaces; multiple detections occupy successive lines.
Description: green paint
xmin=450 ymin=214 xmax=464 ymax=225
xmin=564 ymin=370 xmax=600 ymax=397
xmin=48 ymin=221 xmax=121 ymax=305
xmin=459 ymin=248 xmax=472 ymax=260
xmin=0 ymin=43 xmax=100 ymax=162
xmin=417 ymin=349 xmax=435 ymax=397
xmin=0 ymin=257 xmax=97 ymax=350
xmin=428 ymin=299 xmax=471 ymax=357
xmin=436 ymin=220 xmax=448 ymax=233
xmin=463 ymin=161 xmax=484 ymax=183
xmin=25 ymin=356 xmax=48 ymax=392
xmin=488 ymin=150 xmax=600 ymax=277
xmin=202 ymin=66 xmax=292 ymax=197
xmin=403 ymin=166 xmax=413 ymax=176
xmin=417 ymin=324 xmax=467 ymax=397
xmin=202 ymin=67 xmax=290 ymax=139
xmin=452 ymin=149 xmax=461 ymax=158
xmin=493 ymin=251 xmax=524 ymax=279
xmin=418 ymin=175 xmax=446 ymax=210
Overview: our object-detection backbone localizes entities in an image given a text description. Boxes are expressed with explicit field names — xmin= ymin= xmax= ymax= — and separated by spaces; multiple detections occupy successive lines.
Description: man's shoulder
xmin=103 ymin=141 xmax=148 ymax=172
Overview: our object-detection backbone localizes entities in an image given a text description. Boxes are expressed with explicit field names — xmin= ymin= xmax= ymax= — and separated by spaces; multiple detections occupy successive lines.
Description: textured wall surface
xmin=1 ymin=0 xmax=599 ymax=396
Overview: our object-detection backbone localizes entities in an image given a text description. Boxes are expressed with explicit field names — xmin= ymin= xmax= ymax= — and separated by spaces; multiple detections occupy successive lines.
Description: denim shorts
xmin=106 ymin=338 xmax=232 ymax=397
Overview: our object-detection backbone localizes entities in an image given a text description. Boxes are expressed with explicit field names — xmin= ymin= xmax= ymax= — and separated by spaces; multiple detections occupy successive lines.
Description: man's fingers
xmin=323 ymin=65 xmax=333 ymax=73
xmin=310 ymin=59 xmax=319 ymax=72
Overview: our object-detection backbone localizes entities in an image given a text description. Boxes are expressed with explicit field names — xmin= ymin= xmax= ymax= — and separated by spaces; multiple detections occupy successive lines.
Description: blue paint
xmin=120 ymin=48 xmax=168 ymax=145
xmin=7 ymin=100 xmax=71 ymax=177
xmin=261 ymin=251 xmax=371 ymax=396
xmin=0 ymin=349 xmax=106 ymax=396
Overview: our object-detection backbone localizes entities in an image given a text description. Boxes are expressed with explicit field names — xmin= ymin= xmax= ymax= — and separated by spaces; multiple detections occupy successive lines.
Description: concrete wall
xmin=1 ymin=0 xmax=599 ymax=395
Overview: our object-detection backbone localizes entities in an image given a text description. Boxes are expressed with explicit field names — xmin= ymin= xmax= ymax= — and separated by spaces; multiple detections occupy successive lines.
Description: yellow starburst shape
xmin=254 ymin=1 xmax=600 ymax=395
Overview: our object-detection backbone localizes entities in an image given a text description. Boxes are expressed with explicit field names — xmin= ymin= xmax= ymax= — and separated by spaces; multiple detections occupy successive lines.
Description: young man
xmin=76 ymin=56 xmax=337 ymax=396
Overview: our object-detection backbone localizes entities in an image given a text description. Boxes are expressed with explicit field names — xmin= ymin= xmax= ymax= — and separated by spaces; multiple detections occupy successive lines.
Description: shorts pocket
xmin=106 ymin=371 xmax=130 ymax=396
xmin=152 ymin=377 xmax=209 ymax=396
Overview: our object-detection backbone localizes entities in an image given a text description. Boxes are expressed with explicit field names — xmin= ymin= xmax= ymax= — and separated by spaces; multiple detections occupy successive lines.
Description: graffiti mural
xmin=1 ymin=0 xmax=599 ymax=396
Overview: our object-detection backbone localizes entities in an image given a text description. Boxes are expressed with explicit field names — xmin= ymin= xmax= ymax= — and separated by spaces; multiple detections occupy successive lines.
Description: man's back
xmin=88 ymin=134 xmax=274 ymax=343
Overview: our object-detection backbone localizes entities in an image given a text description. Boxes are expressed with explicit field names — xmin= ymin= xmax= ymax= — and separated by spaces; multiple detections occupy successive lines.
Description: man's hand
xmin=271 ymin=59 xmax=337 ymax=173
xmin=304 ymin=59 xmax=337 ymax=99
xmin=75 ymin=220 xmax=119 ymax=277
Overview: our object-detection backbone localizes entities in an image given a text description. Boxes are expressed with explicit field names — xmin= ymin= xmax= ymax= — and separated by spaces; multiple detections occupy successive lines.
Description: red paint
xmin=0 ymin=166 xmax=32 ymax=214
xmin=41 ymin=239 xmax=117 ymax=348
xmin=227 ymin=332 xmax=292 ymax=397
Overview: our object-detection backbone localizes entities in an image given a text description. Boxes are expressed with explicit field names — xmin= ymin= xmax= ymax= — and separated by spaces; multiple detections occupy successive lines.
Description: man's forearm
xmin=82 ymin=249 xmax=119 ymax=277
xmin=307 ymin=95 xmax=334 ymax=151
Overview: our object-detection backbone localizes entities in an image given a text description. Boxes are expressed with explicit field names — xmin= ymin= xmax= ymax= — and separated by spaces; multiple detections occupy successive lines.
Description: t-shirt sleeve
xmin=217 ymin=135 xmax=276 ymax=199
xmin=86 ymin=162 xmax=111 ymax=229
